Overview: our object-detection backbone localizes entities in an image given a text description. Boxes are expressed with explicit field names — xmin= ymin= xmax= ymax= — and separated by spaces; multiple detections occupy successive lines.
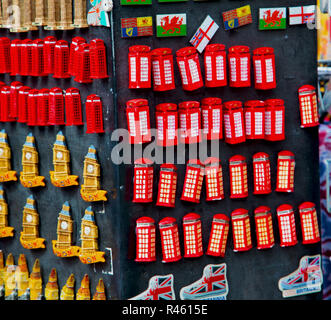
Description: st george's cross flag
xmin=190 ymin=15 xmax=219 ymax=53
xmin=222 ymin=4 xmax=252 ymax=30
xmin=289 ymin=5 xmax=316 ymax=25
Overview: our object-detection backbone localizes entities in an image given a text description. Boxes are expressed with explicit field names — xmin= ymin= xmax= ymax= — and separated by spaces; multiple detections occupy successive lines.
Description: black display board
xmin=0 ymin=0 xmax=321 ymax=300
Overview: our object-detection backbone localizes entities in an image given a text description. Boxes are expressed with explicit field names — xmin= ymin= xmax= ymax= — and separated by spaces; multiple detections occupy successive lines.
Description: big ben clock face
xmin=25 ymin=152 xmax=32 ymax=160
xmin=87 ymin=164 xmax=94 ymax=174
xmin=61 ymin=221 xmax=68 ymax=230
xmin=57 ymin=151 xmax=63 ymax=160
xmin=0 ymin=148 xmax=3 ymax=156
xmin=84 ymin=226 xmax=91 ymax=235
xmin=26 ymin=214 xmax=33 ymax=223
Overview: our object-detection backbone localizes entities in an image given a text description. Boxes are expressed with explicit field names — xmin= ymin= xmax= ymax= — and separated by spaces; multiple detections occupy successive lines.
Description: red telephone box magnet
xmin=206 ymin=214 xmax=229 ymax=257
xmin=254 ymin=206 xmax=275 ymax=250
xmin=156 ymin=163 xmax=177 ymax=208
xmin=228 ymin=45 xmax=251 ymax=88
xmin=135 ymin=217 xmax=156 ymax=262
xmin=298 ymin=85 xmax=319 ymax=128
xmin=277 ymin=204 xmax=298 ymax=247
xmin=201 ymin=97 xmax=223 ymax=141
xmin=133 ymin=158 xmax=154 ymax=203
xmin=276 ymin=150 xmax=295 ymax=193
xmin=253 ymin=47 xmax=276 ymax=90
xmin=231 ymin=208 xmax=252 ymax=252
xmin=183 ymin=213 xmax=203 ymax=258
xmin=298 ymin=202 xmax=320 ymax=244
xmin=229 ymin=155 xmax=248 ymax=199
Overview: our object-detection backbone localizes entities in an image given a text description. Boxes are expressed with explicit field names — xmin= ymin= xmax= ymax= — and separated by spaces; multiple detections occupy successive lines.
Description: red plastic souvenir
xmin=48 ymin=87 xmax=65 ymax=125
xmin=277 ymin=204 xmax=298 ymax=247
xmin=133 ymin=158 xmax=154 ymax=203
xmin=151 ymin=48 xmax=175 ymax=92
xmin=183 ymin=213 xmax=203 ymax=258
xmin=180 ymin=159 xmax=204 ymax=203
xmin=9 ymin=81 xmax=23 ymax=118
xmin=228 ymin=46 xmax=251 ymax=87
xmin=254 ymin=206 xmax=275 ymax=250
xmin=204 ymin=44 xmax=227 ymax=87
xmin=17 ymin=86 xmax=31 ymax=123
xmin=0 ymin=86 xmax=16 ymax=122
xmin=252 ymin=47 xmax=276 ymax=90
xmin=229 ymin=155 xmax=248 ymax=199
xmin=264 ymin=99 xmax=285 ymax=141
xmin=85 ymin=94 xmax=105 ymax=134
xmin=69 ymin=37 xmax=86 ymax=76
xmin=156 ymin=163 xmax=177 ymax=208
xmin=276 ymin=150 xmax=295 ymax=193
xmin=10 ymin=39 xmax=22 ymax=76
xmin=298 ymin=202 xmax=320 ymax=244
xmin=27 ymin=89 xmax=39 ymax=126
xmin=244 ymin=100 xmax=265 ymax=139
xmin=135 ymin=217 xmax=156 ymax=262
xmin=43 ymin=36 xmax=57 ymax=74
xmin=155 ymin=103 xmax=178 ymax=147
xmin=128 ymin=45 xmax=151 ymax=89
xmin=37 ymin=88 xmax=50 ymax=126
xmin=31 ymin=39 xmax=46 ymax=77
xmin=90 ymin=39 xmax=109 ymax=79
xmin=201 ymin=97 xmax=223 ymax=140
xmin=178 ymin=101 xmax=202 ymax=144
xmin=159 ymin=217 xmax=181 ymax=263
xmin=74 ymin=43 xmax=92 ymax=83
xmin=176 ymin=47 xmax=203 ymax=91
xmin=204 ymin=157 xmax=224 ymax=201
xmin=231 ymin=208 xmax=252 ymax=252
xmin=126 ymin=99 xmax=151 ymax=144
xmin=298 ymin=85 xmax=319 ymax=128
xmin=0 ymin=37 xmax=11 ymax=73
xmin=223 ymin=101 xmax=246 ymax=144
xmin=53 ymin=40 xmax=71 ymax=79
xmin=65 ymin=88 xmax=84 ymax=126
xmin=206 ymin=214 xmax=229 ymax=257
xmin=20 ymin=39 xmax=33 ymax=76
xmin=253 ymin=152 xmax=271 ymax=195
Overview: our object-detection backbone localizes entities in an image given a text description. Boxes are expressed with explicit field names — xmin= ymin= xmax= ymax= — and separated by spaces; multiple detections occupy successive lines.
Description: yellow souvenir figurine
xmin=29 ymin=259 xmax=42 ymax=300
xmin=80 ymin=145 xmax=107 ymax=202
xmin=16 ymin=254 xmax=29 ymax=300
xmin=60 ymin=273 xmax=75 ymax=300
xmin=93 ymin=278 xmax=106 ymax=300
xmin=76 ymin=274 xmax=90 ymax=300
xmin=0 ymin=250 xmax=5 ymax=298
xmin=0 ymin=129 xmax=17 ymax=182
xmin=45 ymin=268 xmax=59 ymax=300
xmin=79 ymin=206 xmax=105 ymax=264
xmin=50 ymin=131 xmax=79 ymax=187
xmin=20 ymin=133 xmax=45 ymax=188
xmin=0 ymin=186 xmax=14 ymax=238
xmin=52 ymin=201 xmax=81 ymax=258
xmin=20 ymin=195 xmax=46 ymax=250
xmin=4 ymin=253 xmax=17 ymax=300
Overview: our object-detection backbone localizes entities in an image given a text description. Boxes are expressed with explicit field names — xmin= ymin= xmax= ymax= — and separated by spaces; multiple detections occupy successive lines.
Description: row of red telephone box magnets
xmin=133 ymin=152 xmax=295 ymax=206
xmin=135 ymin=203 xmax=320 ymax=263
xmin=0 ymin=36 xmax=108 ymax=82
xmin=129 ymin=45 xmax=276 ymax=91
xmin=126 ymin=87 xmax=318 ymax=146
xmin=0 ymin=81 xmax=104 ymax=134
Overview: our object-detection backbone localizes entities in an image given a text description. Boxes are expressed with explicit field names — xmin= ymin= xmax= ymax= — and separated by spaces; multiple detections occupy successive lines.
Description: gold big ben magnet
xmin=0 ymin=186 xmax=14 ymax=238
xmin=52 ymin=201 xmax=81 ymax=258
xmin=60 ymin=273 xmax=75 ymax=300
xmin=29 ymin=258 xmax=42 ymax=300
xmin=20 ymin=195 xmax=46 ymax=249
xmin=0 ymin=129 xmax=17 ymax=182
xmin=79 ymin=206 xmax=105 ymax=264
xmin=80 ymin=145 xmax=107 ymax=202
xmin=20 ymin=133 xmax=45 ymax=188
xmin=45 ymin=268 xmax=59 ymax=300
xmin=50 ymin=131 xmax=79 ymax=187
xmin=76 ymin=274 xmax=90 ymax=300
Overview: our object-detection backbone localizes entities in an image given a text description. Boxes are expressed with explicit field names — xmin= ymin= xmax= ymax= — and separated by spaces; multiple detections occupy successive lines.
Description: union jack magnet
xmin=278 ymin=255 xmax=323 ymax=298
xmin=180 ymin=264 xmax=229 ymax=300
xmin=190 ymin=15 xmax=219 ymax=53
xmin=289 ymin=5 xmax=316 ymax=25
xmin=129 ymin=274 xmax=175 ymax=300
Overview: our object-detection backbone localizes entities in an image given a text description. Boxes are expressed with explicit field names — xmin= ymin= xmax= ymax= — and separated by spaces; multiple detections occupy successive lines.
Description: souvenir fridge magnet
xmin=121 ymin=0 xmax=152 ymax=5
xmin=87 ymin=0 xmax=113 ymax=27
xmin=231 ymin=208 xmax=252 ymax=252
xmin=289 ymin=6 xmax=316 ymax=25
xmin=180 ymin=264 xmax=228 ymax=300
xmin=155 ymin=103 xmax=178 ymax=146
xmin=79 ymin=206 xmax=106 ymax=264
xmin=259 ymin=8 xmax=287 ymax=30
xmin=276 ymin=151 xmax=295 ymax=193
xmin=298 ymin=85 xmax=319 ymax=128
xmin=183 ymin=213 xmax=203 ymax=258
xmin=16 ymin=254 xmax=29 ymax=300
xmin=72 ymin=0 xmax=89 ymax=28
xmin=60 ymin=273 xmax=75 ymax=300
xmin=80 ymin=145 xmax=107 ymax=202
xmin=222 ymin=5 xmax=252 ymax=30
xmin=20 ymin=133 xmax=45 ymax=188
xmin=52 ymin=201 xmax=81 ymax=258
xmin=50 ymin=131 xmax=79 ymax=187
xmin=298 ymin=202 xmax=321 ymax=244
xmin=135 ymin=217 xmax=156 ymax=262
xmin=190 ymin=15 xmax=219 ymax=54
xmin=206 ymin=214 xmax=229 ymax=257
xmin=156 ymin=14 xmax=187 ymax=37
xmin=0 ymin=186 xmax=14 ymax=238
xmin=133 ymin=158 xmax=154 ymax=203
xmin=278 ymin=255 xmax=323 ymax=298
xmin=76 ymin=274 xmax=91 ymax=300
xmin=0 ymin=129 xmax=17 ymax=182
xmin=129 ymin=274 xmax=175 ymax=300
xmin=20 ymin=195 xmax=46 ymax=250
xmin=45 ymin=268 xmax=59 ymax=300
xmin=93 ymin=278 xmax=106 ymax=300
xmin=29 ymin=258 xmax=42 ymax=300
xmin=4 ymin=253 xmax=17 ymax=300
xmin=156 ymin=164 xmax=177 ymax=208
xmin=121 ymin=16 xmax=153 ymax=38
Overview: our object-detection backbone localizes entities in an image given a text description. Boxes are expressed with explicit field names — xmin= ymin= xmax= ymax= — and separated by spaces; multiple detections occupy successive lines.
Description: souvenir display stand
xmin=0 ymin=0 xmax=322 ymax=300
